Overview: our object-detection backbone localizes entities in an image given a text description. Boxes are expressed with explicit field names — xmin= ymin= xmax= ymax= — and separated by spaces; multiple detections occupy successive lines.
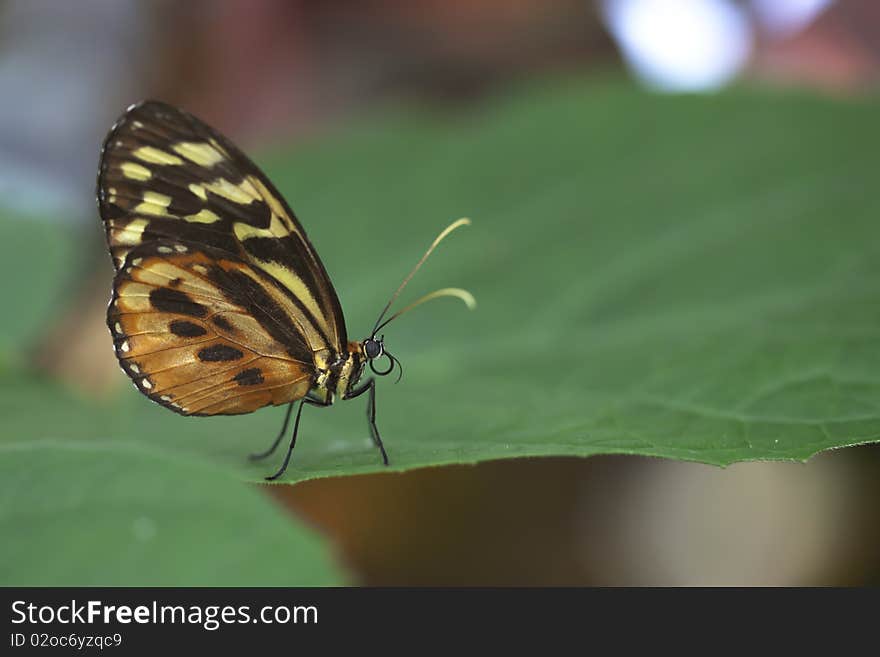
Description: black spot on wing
xmin=209 ymin=193 xmax=271 ymax=229
xmin=101 ymin=199 xmax=126 ymax=222
xmin=248 ymin=199 xmax=272 ymax=229
xmin=162 ymin=180 xmax=204 ymax=217
xmin=212 ymin=316 xmax=233 ymax=331
xmin=241 ymin=235 xmax=311 ymax=275
xmin=169 ymin=319 xmax=207 ymax=337
xmin=233 ymin=368 xmax=264 ymax=386
xmin=149 ymin=287 xmax=207 ymax=317
xmin=197 ymin=344 xmax=244 ymax=362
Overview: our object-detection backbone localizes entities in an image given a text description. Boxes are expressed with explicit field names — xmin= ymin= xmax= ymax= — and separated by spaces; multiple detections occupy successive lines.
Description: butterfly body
xmin=98 ymin=100 xmax=472 ymax=479
xmin=311 ymin=342 xmax=367 ymax=405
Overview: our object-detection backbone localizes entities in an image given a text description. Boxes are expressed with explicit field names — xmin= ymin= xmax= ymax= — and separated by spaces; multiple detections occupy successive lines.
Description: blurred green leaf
xmin=0 ymin=215 xmax=78 ymax=363
xmin=0 ymin=433 xmax=346 ymax=585
xmin=3 ymin=79 xmax=880 ymax=497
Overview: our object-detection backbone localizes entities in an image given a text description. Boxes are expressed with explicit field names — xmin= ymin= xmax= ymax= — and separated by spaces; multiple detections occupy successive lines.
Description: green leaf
xmin=4 ymin=79 xmax=880 ymax=494
xmin=0 ymin=432 xmax=346 ymax=585
xmin=0 ymin=214 xmax=78 ymax=363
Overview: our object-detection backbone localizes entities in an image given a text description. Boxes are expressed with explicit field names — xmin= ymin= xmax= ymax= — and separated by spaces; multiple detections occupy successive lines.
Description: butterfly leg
xmin=249 ymin=400 xmax=296 ymax=461
xmin=366 ymin=381 xmax=390 ymax=466
xmin=346 ymin=378 xmax=390 ymax=466
xmin=264 ymin=398 xmax=330 ymax=481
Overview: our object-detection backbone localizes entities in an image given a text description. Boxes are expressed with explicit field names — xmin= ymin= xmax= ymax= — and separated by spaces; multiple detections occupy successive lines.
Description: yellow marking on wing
xmin=204 ymin=178 xmax=257 ymax=205
xmin=173 ymin=141 xmax=225 ymax=167
xmin=133 ymin=146 xmax=184 ymax=166
xmin=188 ymin=183 xmax=207 ymax=201
xmin=247 ymin=175 xmax=297 ymax=234
xmin=185 ymin=209 xmax=222 ymax=224
xmin=210 ymin=138 xmax=231 ymax=158
xmin=115 ymin=291 xmax=150 ymax=313
xmin=146 ymin=191 xmax=171 ymax=206
xmin=120 ymin=162 xmax=151 ymax=181
xmin=238 ymin=177 xmax=260 ymax=199
xmin=115 ymin=218 xmax=149 ymax=245
xmin=255 ymin=259 xmax=327 ymax=335
xmin=117 ymin=281 xmax=158 ymax=299
xmin=233 ymin=215 xmax=292 ymax=241
xmin=133 ymin=191 xmax=172 ymax=217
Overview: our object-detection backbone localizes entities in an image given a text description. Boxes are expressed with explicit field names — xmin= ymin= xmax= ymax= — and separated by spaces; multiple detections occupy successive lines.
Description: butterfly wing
xmin=97 ymin=100 xmax=347 ymax=352
xmin=108 ymin=240 xmax=317 ymax=416
xmin=98 ymin=100 xmax=347 ymax=415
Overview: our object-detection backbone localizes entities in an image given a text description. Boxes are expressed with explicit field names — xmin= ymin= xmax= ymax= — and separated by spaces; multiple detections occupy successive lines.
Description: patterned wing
xmin=97 ymin=99 xmax=347 ymax=353
xmin=108 ymin=240 xmax=317 ymax=416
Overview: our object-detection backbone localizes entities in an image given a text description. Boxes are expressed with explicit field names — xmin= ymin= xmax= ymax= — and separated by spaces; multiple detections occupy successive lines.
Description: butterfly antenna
xmin=373 ymin=288 xmax=476 ymax=335
xmin=371 ymin=218 xmax=474 ymax=336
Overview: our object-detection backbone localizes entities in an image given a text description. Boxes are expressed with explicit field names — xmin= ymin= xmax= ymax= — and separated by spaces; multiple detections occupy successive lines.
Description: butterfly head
xmin=363 ymin=336 xmax=384 ymax=360
xmin=363 ymin=334 xmax=403 ymax=382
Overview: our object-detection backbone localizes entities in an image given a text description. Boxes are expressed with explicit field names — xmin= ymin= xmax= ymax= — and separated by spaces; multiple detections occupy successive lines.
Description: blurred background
xmin=2 ymin=0 xmax=880 ymax=585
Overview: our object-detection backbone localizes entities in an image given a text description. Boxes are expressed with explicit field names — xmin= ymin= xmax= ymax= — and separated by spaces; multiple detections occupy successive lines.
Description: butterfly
xmin=97 ymin=100 xmax=474 ymax=480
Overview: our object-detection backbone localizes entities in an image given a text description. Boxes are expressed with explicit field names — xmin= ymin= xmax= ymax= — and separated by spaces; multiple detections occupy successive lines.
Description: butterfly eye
xmin=364 ymin=339 xmax=383 ymax=360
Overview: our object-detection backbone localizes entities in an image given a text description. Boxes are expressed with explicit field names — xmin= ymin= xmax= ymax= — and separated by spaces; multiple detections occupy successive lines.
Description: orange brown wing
xmin=107 ymin=240 xmax=318 ymax=416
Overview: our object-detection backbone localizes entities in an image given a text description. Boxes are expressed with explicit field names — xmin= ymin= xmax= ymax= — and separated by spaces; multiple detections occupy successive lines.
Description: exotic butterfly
xmin=97 ymin=101 xmax=474 ymax=480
